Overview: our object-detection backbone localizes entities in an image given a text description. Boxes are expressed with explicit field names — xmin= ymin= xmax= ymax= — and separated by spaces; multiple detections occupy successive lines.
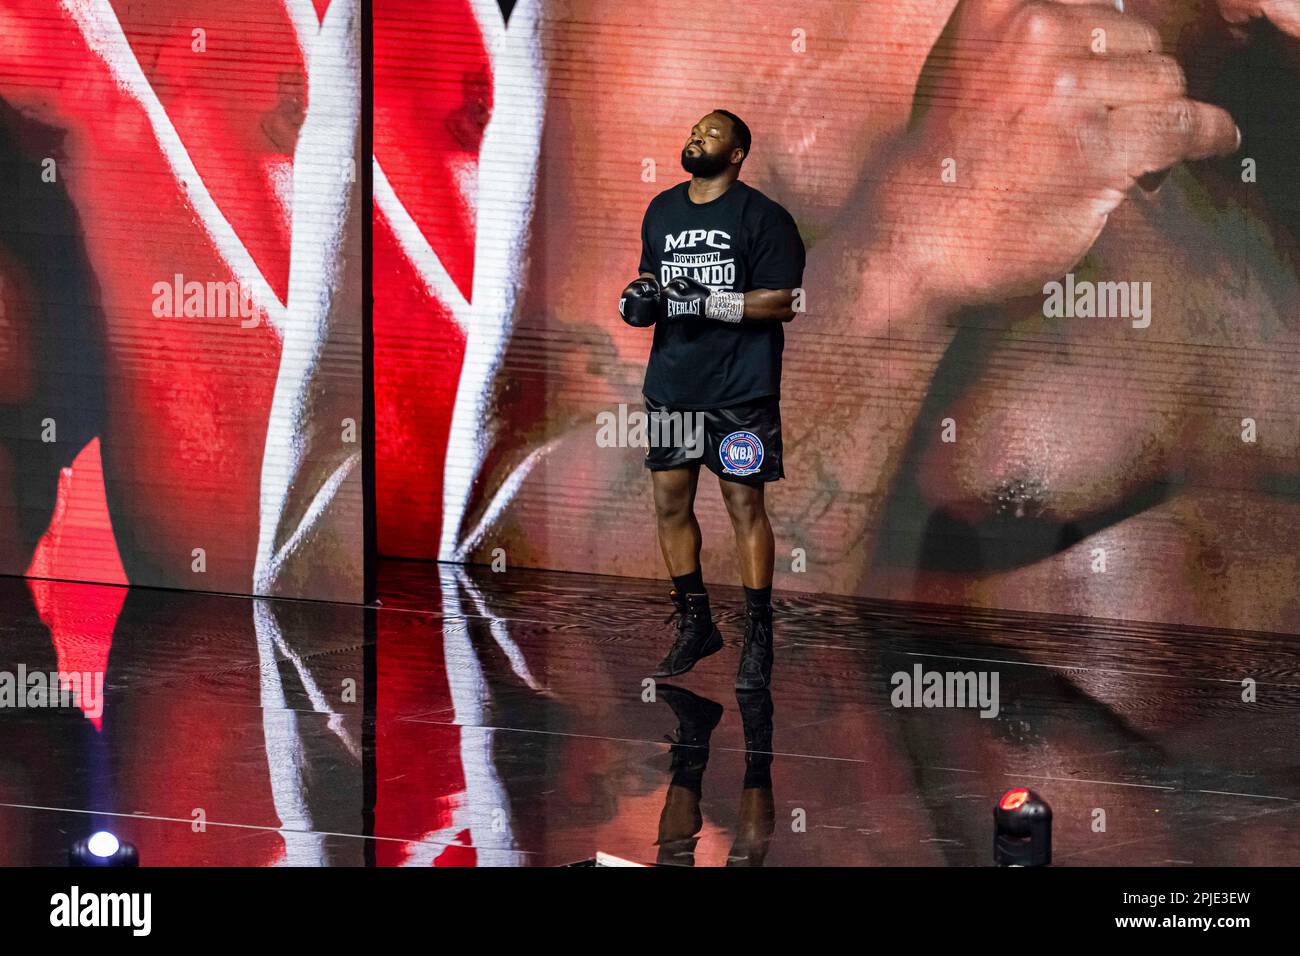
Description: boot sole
xmin=653 ymin=627 xmax=723 ymax=678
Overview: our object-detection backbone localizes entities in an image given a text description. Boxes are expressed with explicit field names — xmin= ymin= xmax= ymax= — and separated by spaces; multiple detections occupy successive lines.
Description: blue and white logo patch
xmin=719 ymin=431 xmax=763 ymax=476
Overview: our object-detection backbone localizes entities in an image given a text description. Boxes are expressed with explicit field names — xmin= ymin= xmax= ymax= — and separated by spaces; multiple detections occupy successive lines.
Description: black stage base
xmin=0 ymin=560 xmax=1295 ymax=868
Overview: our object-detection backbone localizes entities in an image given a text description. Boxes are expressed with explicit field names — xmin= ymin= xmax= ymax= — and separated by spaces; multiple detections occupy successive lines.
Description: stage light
xmin=70 ymin=830 xmax=139 ymax=867
xmin=993 ymin=787 xmax=1051 ymax=867
xmin=87 ymin=831 xmax=119 ymax=858
xmin=999 ymin=788 xmax=1030 ymax=812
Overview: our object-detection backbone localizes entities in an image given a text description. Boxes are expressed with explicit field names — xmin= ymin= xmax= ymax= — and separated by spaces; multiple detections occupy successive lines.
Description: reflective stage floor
xmin=1 ymin=561 xmax=1297 ymax=866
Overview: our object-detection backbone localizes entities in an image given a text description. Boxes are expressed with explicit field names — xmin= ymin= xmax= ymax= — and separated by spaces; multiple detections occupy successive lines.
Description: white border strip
xmin=374 ymin=159 xmax=470 ymax=328
xmin=438 ymin=0 xmax=546 ymax=561
xmin=253 ymin=0 xmax=361 ymax=595
xmin=62 ymin=0 xmax=287 ymax=333
xmin=282 ymin=0 xmax=323 ymax=61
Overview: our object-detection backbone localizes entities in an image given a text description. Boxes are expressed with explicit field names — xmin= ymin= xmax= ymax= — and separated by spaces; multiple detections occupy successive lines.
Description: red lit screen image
xmin=376 ymin=0 xmax=1300 ymax=634
xmin=0 ymin=0 xmax=363 ymax=603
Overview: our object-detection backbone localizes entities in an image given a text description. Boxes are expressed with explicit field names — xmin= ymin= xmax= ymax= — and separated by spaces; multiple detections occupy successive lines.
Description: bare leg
xmin=651 ymin=465 xmax=702 ymax=577
xmin=719 ymin=479 xmax=774 ymax=589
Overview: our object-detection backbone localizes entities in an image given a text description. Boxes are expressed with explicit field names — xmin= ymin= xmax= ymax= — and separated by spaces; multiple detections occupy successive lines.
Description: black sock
xmin=744 ymin=585 xmax=772 ymax=611
xmin=670 ymin=763 xmax=707 ymax=797
xmin=743 ymin=762 xmax=774 ymax=790
xmin=673 ymin=569 xmax=705 ymax=596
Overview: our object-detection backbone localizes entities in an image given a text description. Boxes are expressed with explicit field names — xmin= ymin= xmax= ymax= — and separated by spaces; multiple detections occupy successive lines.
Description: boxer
xmin=620 ymin=111 xmax=805 ymax=690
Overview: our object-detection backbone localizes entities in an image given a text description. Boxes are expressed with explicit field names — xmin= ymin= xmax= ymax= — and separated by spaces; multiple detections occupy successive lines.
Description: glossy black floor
xmin=0 ymin=560 xmax=1296 ymax=866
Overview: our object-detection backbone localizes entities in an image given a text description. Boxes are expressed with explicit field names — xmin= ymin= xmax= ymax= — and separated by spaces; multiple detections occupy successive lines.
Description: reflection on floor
xmin=0 ymin=560 xmax=1296 ymax=866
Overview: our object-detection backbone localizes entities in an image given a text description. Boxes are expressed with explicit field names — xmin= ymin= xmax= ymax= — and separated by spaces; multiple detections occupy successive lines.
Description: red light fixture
xmin=999 ymin=787 xmax=1030 ymax=812
xmin=994 ymin=787 xmax=1052 ymax=866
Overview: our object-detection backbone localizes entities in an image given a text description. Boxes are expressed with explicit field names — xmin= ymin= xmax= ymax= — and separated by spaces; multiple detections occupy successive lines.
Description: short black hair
xmin=712 ymin=109 xmax=751 ymax=159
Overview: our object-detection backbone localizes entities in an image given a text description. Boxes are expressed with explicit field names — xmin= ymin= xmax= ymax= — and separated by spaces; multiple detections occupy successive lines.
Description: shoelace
xmin=744 ymin=612 xmax=772 ymax=646
xmin=667 ymin=600 xmax=712 ymax=631
xmin=659 ymin=605 xmax=691 ymax=662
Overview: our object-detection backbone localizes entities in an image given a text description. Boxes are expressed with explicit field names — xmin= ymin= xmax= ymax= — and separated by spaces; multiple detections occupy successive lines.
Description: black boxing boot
xmin=658 ymin=684 xmax=725 ymax=763
xmin=653 ymin=590 xmax=722 ymax=678
xmin=728 ymin=688 xmax=775 ymax=867
xmin=654 ymin=685 xmax=724 ymax=865
xmin=735 ymin=602 xmax=774 ymax=691
xmin=735 ymin=686 xmax=774 ymax=781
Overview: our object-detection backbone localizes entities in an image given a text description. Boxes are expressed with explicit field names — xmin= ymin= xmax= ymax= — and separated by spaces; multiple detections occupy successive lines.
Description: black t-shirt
xmin=638 ymin=180 xmax=805 ymax=410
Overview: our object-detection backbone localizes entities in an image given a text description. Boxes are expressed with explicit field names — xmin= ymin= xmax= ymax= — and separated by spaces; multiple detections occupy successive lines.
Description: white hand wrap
xmin=705 ymin=291 xmax=744 ymax=324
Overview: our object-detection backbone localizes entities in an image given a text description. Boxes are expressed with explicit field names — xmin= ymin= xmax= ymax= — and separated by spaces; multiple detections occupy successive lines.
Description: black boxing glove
xmin=662 ymin=275 xmax=744 ymax=323
xmin=619 ymin=275 xmax=661 ymax=328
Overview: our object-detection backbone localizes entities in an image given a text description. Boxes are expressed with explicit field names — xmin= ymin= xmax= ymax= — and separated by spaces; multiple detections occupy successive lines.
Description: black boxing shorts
xmin=643 ymin=395 xmax=784 ymax=484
